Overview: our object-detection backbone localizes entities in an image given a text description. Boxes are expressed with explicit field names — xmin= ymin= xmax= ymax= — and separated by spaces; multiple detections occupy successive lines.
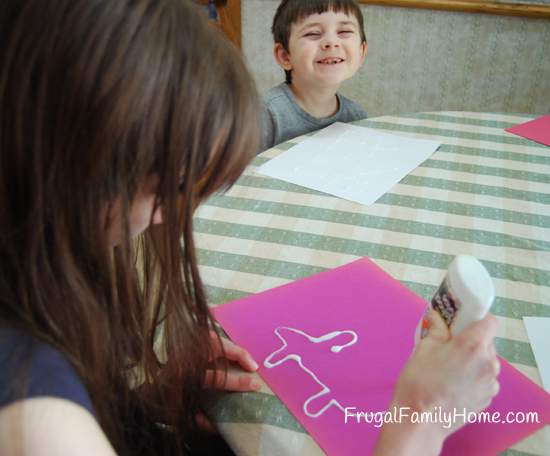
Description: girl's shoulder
xmin=0 ymin=329 xmax=116 ymax=454
xmin=0 ymin=396 xmax=116 ymax=455
xmin=0 ymin=328 xmax=95 ymax=417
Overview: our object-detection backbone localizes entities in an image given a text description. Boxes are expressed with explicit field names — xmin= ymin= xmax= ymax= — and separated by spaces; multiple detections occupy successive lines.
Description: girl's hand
xmin=375 ymin=310 xmax=500 ymax=455
xmin=204 ymin=331 xmax=261 ymax=392
xmin=396 ymin=310 xmax=500 ymax=431
xmin=198 ymin=332 xmax=261 ymax=433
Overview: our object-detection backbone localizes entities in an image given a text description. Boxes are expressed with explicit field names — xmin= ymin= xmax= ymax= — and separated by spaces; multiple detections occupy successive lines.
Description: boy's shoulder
xmin=337 ymin=92 xmax=368 ymax=120
xmin=263 ymin=83 xmax=295 ymax=110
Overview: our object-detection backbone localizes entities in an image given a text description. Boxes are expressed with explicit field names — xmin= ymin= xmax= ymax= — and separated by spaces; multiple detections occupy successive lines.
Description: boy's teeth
xmin=320 ymin=58 xmax=343 ymax=64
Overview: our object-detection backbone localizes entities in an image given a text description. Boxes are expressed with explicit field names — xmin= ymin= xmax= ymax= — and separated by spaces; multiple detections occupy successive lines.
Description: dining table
xmin=194 ymin=111 xmax=550 ymax=456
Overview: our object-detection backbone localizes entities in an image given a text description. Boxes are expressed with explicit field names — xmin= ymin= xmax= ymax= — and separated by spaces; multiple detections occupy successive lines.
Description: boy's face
xmin=275 ymin=10 xmax=367 ymax=90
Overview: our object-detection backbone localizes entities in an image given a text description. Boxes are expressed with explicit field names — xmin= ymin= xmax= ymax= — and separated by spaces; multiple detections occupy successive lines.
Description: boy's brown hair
xmin=272 ymin=0 xmax=366 ymax=83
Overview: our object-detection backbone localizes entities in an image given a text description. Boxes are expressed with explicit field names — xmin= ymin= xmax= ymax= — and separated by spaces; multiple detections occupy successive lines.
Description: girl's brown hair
xmin=0 ymin=0 xmax=259 ymax=453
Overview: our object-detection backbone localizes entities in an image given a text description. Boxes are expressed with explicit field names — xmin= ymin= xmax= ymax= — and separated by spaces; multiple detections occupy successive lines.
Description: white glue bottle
xmin=416 ymin=255 xmax=495 ymax=341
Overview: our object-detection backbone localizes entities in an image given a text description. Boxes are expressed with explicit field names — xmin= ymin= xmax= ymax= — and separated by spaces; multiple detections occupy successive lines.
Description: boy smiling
xmin=259 ymin=0 xmax=368 ymax=152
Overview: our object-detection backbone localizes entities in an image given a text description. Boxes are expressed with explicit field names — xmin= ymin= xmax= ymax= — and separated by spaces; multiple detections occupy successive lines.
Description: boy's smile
xmin=317 ymin=57 xmax=344 ymax=65
xmin=275 ymin=10 xmax=367 ymax=91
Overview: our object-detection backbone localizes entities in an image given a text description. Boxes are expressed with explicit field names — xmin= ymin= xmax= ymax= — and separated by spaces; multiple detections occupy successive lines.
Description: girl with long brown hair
xmin=0 ymin=0 xmax=499 ymax=455
xmin=0 ymin=0 xmax=260 ymax=453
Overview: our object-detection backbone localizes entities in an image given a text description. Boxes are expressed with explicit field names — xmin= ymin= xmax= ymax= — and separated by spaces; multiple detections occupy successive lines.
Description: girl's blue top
xmin=0 ymin=328 xmax=96 ymax=418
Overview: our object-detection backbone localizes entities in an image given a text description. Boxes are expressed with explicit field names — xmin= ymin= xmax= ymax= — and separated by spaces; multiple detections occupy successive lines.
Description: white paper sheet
xmin=523 ymin=317 xmax=550 ymax=393
xmin=257 ymin=122 xmax=441 ymax=206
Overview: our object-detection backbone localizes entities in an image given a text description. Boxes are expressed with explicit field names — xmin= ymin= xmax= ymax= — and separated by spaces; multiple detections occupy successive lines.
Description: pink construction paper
xmin=214 ymin=258 xmax=550 ymax=455
xmin=505 ymin=115 xmax=550 ymax=147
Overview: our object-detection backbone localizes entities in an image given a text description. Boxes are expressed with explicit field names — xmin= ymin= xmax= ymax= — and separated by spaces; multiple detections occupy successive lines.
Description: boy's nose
xmin=321 ymin=39 xmax=340 ymax=49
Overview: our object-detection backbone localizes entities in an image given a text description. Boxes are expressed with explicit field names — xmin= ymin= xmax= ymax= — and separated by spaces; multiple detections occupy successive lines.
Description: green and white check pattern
xmin=195 ymin=112 xmax=550 ymax=456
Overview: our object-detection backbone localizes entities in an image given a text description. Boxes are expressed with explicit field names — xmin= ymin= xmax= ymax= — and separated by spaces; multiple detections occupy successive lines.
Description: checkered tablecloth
xmin=195 ymin=112 xmax=550 ymax=456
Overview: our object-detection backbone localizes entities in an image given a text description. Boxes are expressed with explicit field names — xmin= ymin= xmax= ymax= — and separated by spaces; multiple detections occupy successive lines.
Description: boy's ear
xmin=360 ymin=41 xmax=368 ymax=64
xmin=273 ymin=43 xmax=292 ymax=71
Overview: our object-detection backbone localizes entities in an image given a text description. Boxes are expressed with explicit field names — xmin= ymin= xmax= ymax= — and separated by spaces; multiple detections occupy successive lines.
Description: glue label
xmin=416 ymin=255 xmax=495 ymax=341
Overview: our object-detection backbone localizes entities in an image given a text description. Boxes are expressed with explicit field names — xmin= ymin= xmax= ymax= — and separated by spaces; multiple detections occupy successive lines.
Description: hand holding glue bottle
xmin=374 ymin=255 xmax=500 ymax=456
xmin=416 ymin=255 xmax=496 ymax=341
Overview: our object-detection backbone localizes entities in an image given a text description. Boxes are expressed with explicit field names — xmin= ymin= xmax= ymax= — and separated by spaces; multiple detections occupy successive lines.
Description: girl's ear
xmin=273 ymin=43 xmax=292 ymax=71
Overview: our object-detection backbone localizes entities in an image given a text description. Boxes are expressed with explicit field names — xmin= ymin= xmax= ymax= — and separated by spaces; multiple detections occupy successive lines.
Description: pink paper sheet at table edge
xmin=213 ymin=258 xmax=550 ymax=456
xmin=505 ymin=115 xmax=550 ymax=147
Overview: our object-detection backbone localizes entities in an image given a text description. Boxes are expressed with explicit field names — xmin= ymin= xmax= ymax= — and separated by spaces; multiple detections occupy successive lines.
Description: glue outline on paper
xmin=263 ymin=326 xmax=358 ymax=418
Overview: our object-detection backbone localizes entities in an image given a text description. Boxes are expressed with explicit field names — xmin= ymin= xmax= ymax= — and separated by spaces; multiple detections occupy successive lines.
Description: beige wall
xmin=242 ymin=1 xmax=550 ymax=116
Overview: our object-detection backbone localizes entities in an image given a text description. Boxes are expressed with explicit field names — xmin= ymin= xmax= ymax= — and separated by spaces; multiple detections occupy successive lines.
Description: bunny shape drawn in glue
xmin=264 ymin=327 xmax=358 ymax=418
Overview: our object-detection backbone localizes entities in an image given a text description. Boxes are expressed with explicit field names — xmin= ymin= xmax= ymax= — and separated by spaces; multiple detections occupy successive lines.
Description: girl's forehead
xmin=292 ymin=10 xmax=359 ymax=31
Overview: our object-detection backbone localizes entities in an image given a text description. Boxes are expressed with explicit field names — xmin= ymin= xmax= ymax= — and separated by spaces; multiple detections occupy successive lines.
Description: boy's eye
xmin=338 ymin=30 xmax=354 ymax=36
xmin=304 ymin=32 xmax=321 ymax=38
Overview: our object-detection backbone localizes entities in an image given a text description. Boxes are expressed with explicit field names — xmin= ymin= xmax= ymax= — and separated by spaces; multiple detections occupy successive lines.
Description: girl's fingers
xmin=488 ymin=341 xmax=497 ymax=357
xmin=204 ymin=369 xmax=261 ymax=392
xmin=490 ymin=379 xmax=500 ymax=397
xmin=492 ymin=358 xmax=501 ymax=377
xmin=456 ymin=314 xmax=498 ymax=351
xmin=209 ymin=331 xmax=258 ymax=371
xmin=423 ymin=309 xmax=451 ymax=343
xmin=195 ymin=411 xmax=217 ymax=433
xmin=209 ymin=330 xmax=224 ymax=358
